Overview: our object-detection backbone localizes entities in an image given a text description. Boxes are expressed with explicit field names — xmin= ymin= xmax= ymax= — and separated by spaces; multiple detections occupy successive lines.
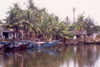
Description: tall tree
xmin=3 ymin=3 xmax=22 ymax=39
xmin=74 ymin=13 xmax=85 ymax=31
xmin=84 ymin=16 xmax=96 ymax=35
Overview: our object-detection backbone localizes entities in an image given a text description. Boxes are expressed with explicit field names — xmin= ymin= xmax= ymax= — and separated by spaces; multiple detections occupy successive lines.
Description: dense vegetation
xmin=1 ymin=0 xmax=100 ymax=41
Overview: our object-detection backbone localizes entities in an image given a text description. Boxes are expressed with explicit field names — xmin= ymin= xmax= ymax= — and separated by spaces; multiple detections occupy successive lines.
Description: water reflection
xmin=0 ymin=45 xmax=100 ymax=67
xmin=0 ymin=49 xmax=60 ymax=67
xmin=59 ymin=45 xmax=100 ymax=67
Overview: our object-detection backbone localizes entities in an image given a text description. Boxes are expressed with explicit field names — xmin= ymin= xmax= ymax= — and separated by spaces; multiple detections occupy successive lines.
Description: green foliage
xmin=96 ymin=35 xmax=100 ymax=38
xmin=67 ymin=32 xmax=74 ymax=37
xmin=83 ymin=16 xmax=96 ymax=35
xmin=95 ymin=25 xmax=100 ymax=31
xmin=3 ymin=0 xmax=99 ymax=40
xmin=69 ymin=14 xmax=98 ymax=36
xmin=3 ymin=0 xmax=70 ymax=40
xmin=68 ymin=24 xmax=76 ymax=31
xmin=0 ymin=20 xmax=2 ymax=24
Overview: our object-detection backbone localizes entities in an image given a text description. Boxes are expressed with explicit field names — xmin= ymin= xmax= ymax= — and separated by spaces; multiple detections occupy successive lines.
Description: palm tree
xmin=39 ymin=12 xmax=68 ymax=40
xmin=3 ymin=0 xmax=70 ymax=41
xmin=74 ymin=13 xmax=85 ymax=31
xmin=21 ymin=9 xmax=33 ymax=39
xmin=3 ymin=3 xmax=22 ymax=39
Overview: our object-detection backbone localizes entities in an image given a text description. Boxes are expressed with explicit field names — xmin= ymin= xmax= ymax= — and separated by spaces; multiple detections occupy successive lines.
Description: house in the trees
xmin=0 ymin=27 xmax=17 ymax=39
xmin=70 ymin=30 xmax=87 ymax=39
xmin=91 ymin=31 xmax=100 ymax=41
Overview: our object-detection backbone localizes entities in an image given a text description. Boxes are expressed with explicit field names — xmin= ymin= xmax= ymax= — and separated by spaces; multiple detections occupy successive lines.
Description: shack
xmin=71 ymin=30 xmax=87 ymax=39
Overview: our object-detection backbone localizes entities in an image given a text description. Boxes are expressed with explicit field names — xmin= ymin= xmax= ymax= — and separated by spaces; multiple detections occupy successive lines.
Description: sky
xmin=0 ymin=0 xmax=100 ymax=25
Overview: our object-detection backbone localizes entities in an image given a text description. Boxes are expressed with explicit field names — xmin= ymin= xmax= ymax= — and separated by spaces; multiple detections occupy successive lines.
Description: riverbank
xmin=1 ymin=37 xmax=100 ymax=47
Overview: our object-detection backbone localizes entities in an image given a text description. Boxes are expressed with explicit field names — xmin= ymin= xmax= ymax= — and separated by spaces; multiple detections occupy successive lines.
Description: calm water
xmin=0 ymin=45 xmax=100 ymax=67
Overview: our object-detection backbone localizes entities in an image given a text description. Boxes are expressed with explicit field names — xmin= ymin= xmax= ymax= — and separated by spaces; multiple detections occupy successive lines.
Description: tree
xmin=0 ymin=20 xmax=2 ymax=24
xmin=3 ymin=0 xmax=71 ymax=41
xmin=74 ymin=13 xmax=85 ymax=31
xmin=3 ymin=3 xmax=22 ymax=39
xmin=84 ymin=16 xmax=96 ymax=35
xmin=95 ymin=25 xmax=100 ymax=31
xmin=21 ymin=9 xmax=39 ymax=39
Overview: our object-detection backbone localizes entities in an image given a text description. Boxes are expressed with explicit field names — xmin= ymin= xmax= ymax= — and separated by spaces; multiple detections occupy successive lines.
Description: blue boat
xmin=7 ymin=41 xmax=30 ymax=50
xmin=33 ymin=39 xmax=60 ymax=48
xmin=26 ymin=39 xmax=36 ymax=49
xmin=7 ymin=39 xmax=36 ymax=50
xmin=15 ymin=39 xmax=36 ymax=49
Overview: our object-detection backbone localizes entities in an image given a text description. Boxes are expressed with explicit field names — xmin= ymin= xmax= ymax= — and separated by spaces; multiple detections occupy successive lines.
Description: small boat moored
xmin=33 ymin=39 xmax=60 ymax=48
xmin=7 ymin=41 xmax=30 ymax=50
xmin=0 ymin=42 xmax=10 ymax=50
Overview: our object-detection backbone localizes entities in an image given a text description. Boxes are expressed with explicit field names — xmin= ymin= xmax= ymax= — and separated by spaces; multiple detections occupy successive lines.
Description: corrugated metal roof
xmin=70 ymin=30 xmax=87 ymax=35
xmin=0 ymin=27 xmax=13 ymax=33
xmin=3 ymin=30 xmax=13 ymax=33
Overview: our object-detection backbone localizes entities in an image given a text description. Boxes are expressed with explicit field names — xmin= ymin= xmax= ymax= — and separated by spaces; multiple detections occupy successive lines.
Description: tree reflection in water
xmin=0 ymin=45 xmax=100 ymax=67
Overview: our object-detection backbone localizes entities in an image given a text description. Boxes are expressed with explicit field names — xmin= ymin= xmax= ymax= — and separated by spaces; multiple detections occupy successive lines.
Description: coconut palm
xmin=74 ymin=13 xmax=85 ymax=31
xmin=38 ymin=12 xmax=68 ymax=40
xmin=53 ymin=22 xmax=68 ymax=40
xmin=3 ymin=3 xmax=22 ymax=39
xmin=3 ymin=0 xmax=70 ymax=41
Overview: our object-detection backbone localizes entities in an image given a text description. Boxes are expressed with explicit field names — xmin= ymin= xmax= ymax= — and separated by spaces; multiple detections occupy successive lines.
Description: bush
xmin=67 ymin=32 xmax=74 ymax=38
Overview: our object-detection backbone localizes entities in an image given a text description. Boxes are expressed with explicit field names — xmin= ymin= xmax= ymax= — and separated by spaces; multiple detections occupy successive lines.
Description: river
xmin=0 ymin=45 xmax=100 ymax=67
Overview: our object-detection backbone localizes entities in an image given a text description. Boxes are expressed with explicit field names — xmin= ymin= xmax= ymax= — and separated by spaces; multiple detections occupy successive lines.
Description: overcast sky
xmin=0 ymin=0 xmax=100 ymax=25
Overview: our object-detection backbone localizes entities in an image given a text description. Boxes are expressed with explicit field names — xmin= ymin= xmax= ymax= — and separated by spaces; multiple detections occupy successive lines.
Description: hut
xmin=70 ymin=30 xmax=87 ymax=39
xmin=92 ymin=31 xmax=100 ymax=41
xmin=0 ymin=27 xmax=17 ymax=39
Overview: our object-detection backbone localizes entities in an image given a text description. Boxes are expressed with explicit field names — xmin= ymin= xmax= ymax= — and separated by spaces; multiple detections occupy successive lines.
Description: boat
xmin=7 ymin=39 xmax=36 ymax=50
xmin=33 ymin=39 xmax=60 ymax=48
xmin=0 ymin=42 xmax=10 ymax=50
xmin=7 ymin=41 xmax=30 ymax=50
xmin=26 ymin=39 xmax=36 ymax=49
xmin=14 ymin=39 xmax=36 ymax=49
xmin=18 ymin=42 xmax=30 ymax=50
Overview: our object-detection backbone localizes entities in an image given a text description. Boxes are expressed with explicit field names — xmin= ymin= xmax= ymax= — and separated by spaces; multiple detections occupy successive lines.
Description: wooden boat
xmin=0 ymin=42 xmax=10 ymax=50
xmin=7 ymin=41 xmax=30 ymax=50
xmin=13 ymin=39 xmax=36 ymax=49
xmin=26 ymin=39 xmax=36 ymax=49
xmin=18 ymin=43 xmax=30 ymax=50
xmin=33 ymin=39 xmax=60 ymax=48
xmin=6 ymin=39 xmax=36 ymax=50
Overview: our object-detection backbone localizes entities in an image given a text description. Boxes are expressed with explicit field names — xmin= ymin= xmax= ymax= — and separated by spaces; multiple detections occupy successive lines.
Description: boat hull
xmin=33 ymin=39 xmax=60 ymax=48
xmin=26 ymin=39 xmax=36 ymax=49
xmin=0 ymin=43 xmax=10 ymax=50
